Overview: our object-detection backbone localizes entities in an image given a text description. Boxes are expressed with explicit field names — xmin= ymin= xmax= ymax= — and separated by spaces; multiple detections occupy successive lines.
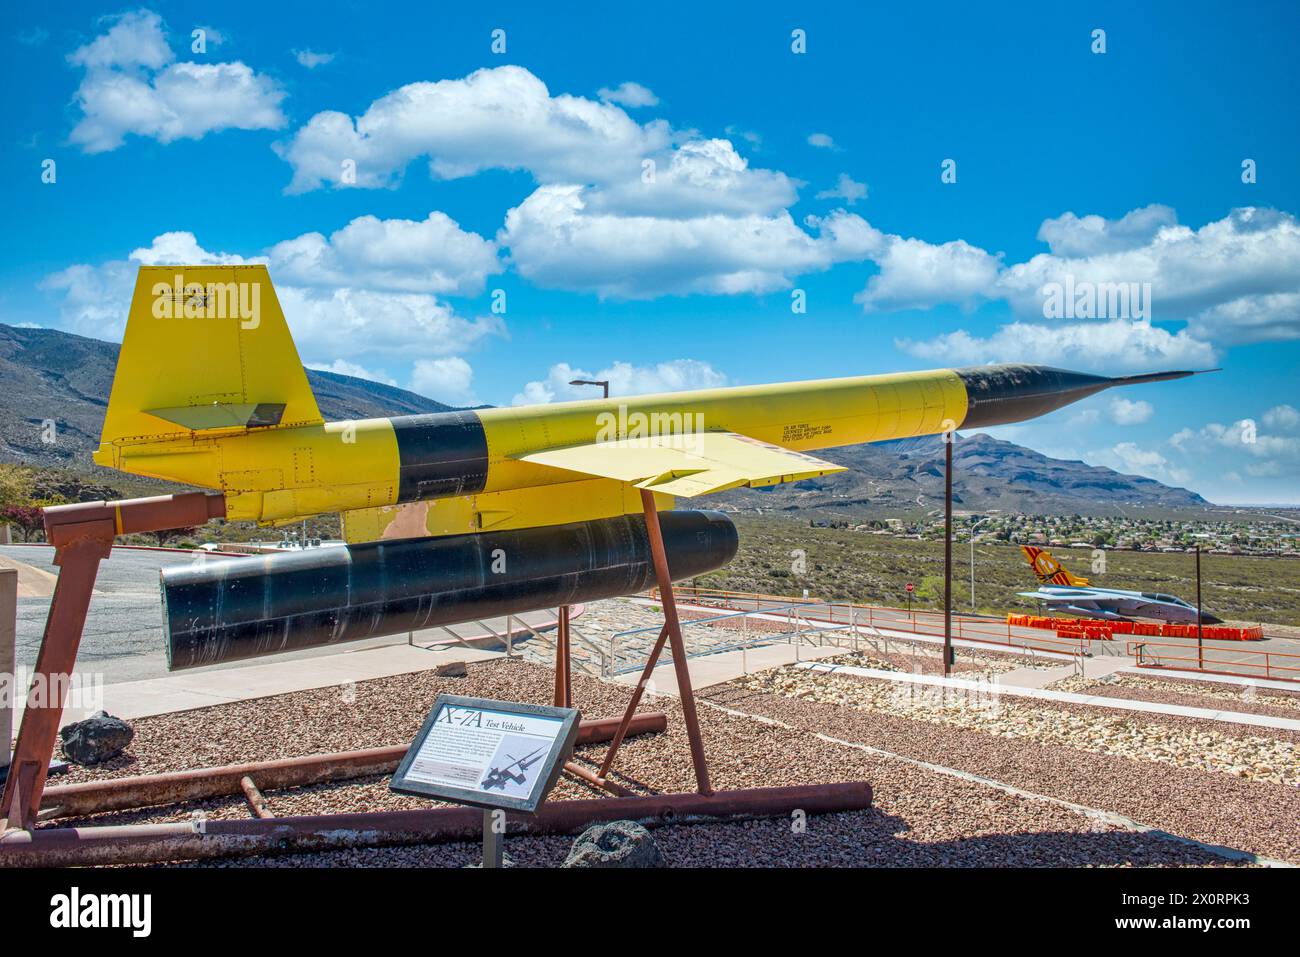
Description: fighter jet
xmin=1017 ymin=546 xmax=1221 ymax=624
xmin=482 ymin=747 xmax=545 ymax=791
xmin=92 ymin=265 xmax=1210 ymax=669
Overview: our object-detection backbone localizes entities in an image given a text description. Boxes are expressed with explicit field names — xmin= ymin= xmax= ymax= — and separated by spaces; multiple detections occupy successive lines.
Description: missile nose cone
xmin=955 ymin=364 xmax=1199 ymax=429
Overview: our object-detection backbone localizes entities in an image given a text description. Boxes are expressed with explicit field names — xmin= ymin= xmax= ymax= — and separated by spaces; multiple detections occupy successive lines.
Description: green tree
xmin=0 ymin=464 xmax=34 ymax=509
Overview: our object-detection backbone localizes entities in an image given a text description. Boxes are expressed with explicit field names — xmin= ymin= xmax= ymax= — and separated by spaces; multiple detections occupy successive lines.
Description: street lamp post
xmin=943 ymin=432 xmax=954 ymax=676
xmin=569 ymin=378 xmax=610 ymax=399
xmin=1196 ymin=543 xmax=1204 ymax=671
xmin=968 ymin=515 xmax=995 ymax=612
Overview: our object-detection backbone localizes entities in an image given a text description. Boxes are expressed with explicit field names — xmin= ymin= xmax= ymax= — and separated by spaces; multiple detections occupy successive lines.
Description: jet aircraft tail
xmin=1020 ymin=545 xmax=1091 ymax=587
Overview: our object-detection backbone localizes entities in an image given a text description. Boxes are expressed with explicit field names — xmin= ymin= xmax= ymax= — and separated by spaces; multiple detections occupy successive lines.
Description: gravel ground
xmin=1048 ymin=671 xmax=1300 ymax=717
xmin=734 ymin=667 xmax=1299 ymax=785
xmin=705 ymin=681 xmax=1300 ymax=862
xmin=1054 ymin=680 xmax=1300 ymax=723
xmin=42 ymin=658 xmax=1246 ymax=867
xmin=819 ymin=648 xmax=1035 ymax=680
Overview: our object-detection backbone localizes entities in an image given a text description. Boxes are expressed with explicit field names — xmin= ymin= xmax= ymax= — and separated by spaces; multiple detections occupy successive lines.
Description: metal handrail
xmin=1124 ymin=639 xmax=1300 ymax=682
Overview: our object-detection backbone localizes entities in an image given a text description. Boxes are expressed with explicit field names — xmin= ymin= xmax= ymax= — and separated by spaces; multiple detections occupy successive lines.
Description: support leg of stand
xmin=1 ymin=533 xmax=111 ymax=829
xmin=553 ymin=605 xmax=572 ymax=709
xmin=638 ymin=490 xmax=712 ymax=796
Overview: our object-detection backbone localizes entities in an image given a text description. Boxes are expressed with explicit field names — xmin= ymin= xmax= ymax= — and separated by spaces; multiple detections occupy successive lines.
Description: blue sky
xmin=2 ymin=1 xmax=1298 ymax=504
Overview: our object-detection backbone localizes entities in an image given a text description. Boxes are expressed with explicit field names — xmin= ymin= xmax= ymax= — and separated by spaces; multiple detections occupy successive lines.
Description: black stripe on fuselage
xmin=390 ymin=411 xmax=489 ymax=502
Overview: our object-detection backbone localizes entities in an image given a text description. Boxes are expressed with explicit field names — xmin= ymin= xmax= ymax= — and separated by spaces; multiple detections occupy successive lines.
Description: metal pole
xmin=970 ymin=536 xmax=976 ymax=612
xmin=0 ymin=568 xmax=15 ymax=777
xmin=639 ymin=489 xmax=712 ymax=795
xmin=943 ymin=434 xmax=954 ymax=676
xmin=482 ymin=808 xmax=503 ymax=868
xmin=1196 ymin=545 xmax=1204 ymax=671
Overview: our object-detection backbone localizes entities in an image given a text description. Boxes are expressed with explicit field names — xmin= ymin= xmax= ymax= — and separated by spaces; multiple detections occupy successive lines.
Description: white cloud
xmin=41 ymin=228 xmax=504 ymax=367
xmin=815 ymin=173 xmax=867 ymax=205
xmin=501 ymin=186 xmax=878 ymax=297
xmin=1187 ymin=291 xmax=1300 ymax=345
xmin=1263 ymin=404 xmax=1300 ymax=431
xmin=856 ymin=237 xmax=1001 ymax=312
xmin=294 ymin=49 xmax=335 ymax=69
xmin=266 ymin=211 xmax=501 ymax=295
xmin=68 ymin=10 xmax=285 ymax=153
xmin=68 ymin=10 xmax=171 ymax=71
xmin=512 ymin=359 xmax=727 ymax=406
xmin=997 ymin=207 xmax=1300 ymax=325
xmin=1036 ymin=204 xmax=1176 ymax=258
xmin=597 ymin=81 xmax=658 ymax=108
xmin=411 ymin=357 xmax=475 ymax=404
xmin=861 ymin=204 xmax=1300 ymax=351
xmin=1088 ymin=441 xmax=1192 ymax=487
xmin=306 ymin=359 xmax=396 ymax=386
xmin=896 ymin=319 xmax=1217 ymax=370
xmin=277 ymin=65 xmax=669 ymax=192
xmin=1169 ymin=417 xmax=1300 ymax=481
xmin=588 ymin=138 xmax=798 ymax=218
xmin=1108 ymin=396 xmax=1154 ymax=425
xmin=806 ymin=133 xmax=837 ymax=150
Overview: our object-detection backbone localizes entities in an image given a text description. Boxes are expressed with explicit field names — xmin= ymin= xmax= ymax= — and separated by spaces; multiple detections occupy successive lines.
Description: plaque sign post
xmin=390 ymin=694 xmax=580 ymax=868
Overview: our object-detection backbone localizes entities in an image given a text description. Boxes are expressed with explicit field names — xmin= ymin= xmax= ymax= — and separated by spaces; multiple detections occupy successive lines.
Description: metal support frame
xmin=2 ymin=489 xmax=872 ymax=865
xmin=0 ymin=492 xmax=225 ymax=830
xmin=0 ymin=782 xmax=872 ymax=867
xmin=553 ymin=604 xmax=573 ymax=708
xmin=594 ymin=490 xmax=713 ymax=795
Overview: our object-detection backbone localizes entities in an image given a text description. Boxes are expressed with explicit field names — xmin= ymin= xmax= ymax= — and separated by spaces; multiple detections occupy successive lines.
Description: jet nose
xmin=1200 ymin=612 xmax=1223 ymax=625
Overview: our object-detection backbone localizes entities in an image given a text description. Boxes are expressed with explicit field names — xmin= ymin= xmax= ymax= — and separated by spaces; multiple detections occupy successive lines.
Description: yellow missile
xmin=92 ymin=265 xmax=1200 ymax=540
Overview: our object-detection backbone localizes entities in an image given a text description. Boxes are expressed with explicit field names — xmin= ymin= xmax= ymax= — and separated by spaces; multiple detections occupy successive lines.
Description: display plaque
xmin=390 ymin=695 xmax=580 ymax=814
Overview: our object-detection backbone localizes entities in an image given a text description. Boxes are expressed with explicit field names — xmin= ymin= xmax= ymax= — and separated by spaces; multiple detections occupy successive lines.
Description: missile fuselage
xmin=162 ymin=510 xmax=738 ymax=670
xmin=96 ymin=363 xmax=1194 ymax=526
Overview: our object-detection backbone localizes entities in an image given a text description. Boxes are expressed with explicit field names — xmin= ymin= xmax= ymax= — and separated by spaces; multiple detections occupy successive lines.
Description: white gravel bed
xmin=737 ymin=666 xmax=1299 ymax=787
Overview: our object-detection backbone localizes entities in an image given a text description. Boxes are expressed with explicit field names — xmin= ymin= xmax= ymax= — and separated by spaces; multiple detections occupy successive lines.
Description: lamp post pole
xmin=968 ymin=515 xmax=994 ymax=612
xmin=943 ymin=432 xmax=954 ymax=676
xmin=1196 ymin=544 xmax=1204 ymax=671
xmin=569 ymin=378 xmax=610 ymax=399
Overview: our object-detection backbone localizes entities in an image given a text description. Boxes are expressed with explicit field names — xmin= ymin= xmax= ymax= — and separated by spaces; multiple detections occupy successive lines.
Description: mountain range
xmin=0 ymin=322 xmax=1209 ymax=514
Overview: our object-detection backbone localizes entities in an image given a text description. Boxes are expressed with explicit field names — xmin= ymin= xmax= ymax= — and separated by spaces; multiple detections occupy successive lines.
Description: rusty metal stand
xmin=1 ymin=489 xmax=873 ymax=865
xmin=0 ymin=492 xmax=225 ymax=830
xmin=593 ymin=490 xmax=713 ymax=795
xmin=553 ymin=604 xmax=572 ymax=708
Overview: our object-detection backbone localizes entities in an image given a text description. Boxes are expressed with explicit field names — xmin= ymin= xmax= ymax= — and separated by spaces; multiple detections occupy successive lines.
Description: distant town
xmin=807 ymin=512 xmax=1300 ymax=557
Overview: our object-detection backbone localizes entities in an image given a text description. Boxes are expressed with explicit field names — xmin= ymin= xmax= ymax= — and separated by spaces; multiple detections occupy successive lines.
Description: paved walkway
xmin=610 ymin=641 xmax=845 ymax=695
xmin=20 ymin=642 xmax=505 ymax=725
xmin=797 ymin=661 xmax=1300 ymax=732
xmin=997 ymin=657 xmax=1130 ymax=690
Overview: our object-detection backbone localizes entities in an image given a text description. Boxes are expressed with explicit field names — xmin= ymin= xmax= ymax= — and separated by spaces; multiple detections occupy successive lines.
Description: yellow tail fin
xmin=95 ymin=265 xmax=321 ymax=460
xmin=1020 ymin=545 xmax=1090 ymax=587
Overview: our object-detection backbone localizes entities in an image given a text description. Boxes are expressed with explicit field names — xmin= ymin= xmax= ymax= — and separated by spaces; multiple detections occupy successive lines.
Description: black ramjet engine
xmin=161 ymin=510 xmax=738 ymax=670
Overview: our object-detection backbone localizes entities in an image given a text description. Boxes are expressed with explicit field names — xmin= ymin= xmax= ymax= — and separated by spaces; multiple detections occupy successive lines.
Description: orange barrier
xmin=1008 ymin=613 xmax=1263 ymax=642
